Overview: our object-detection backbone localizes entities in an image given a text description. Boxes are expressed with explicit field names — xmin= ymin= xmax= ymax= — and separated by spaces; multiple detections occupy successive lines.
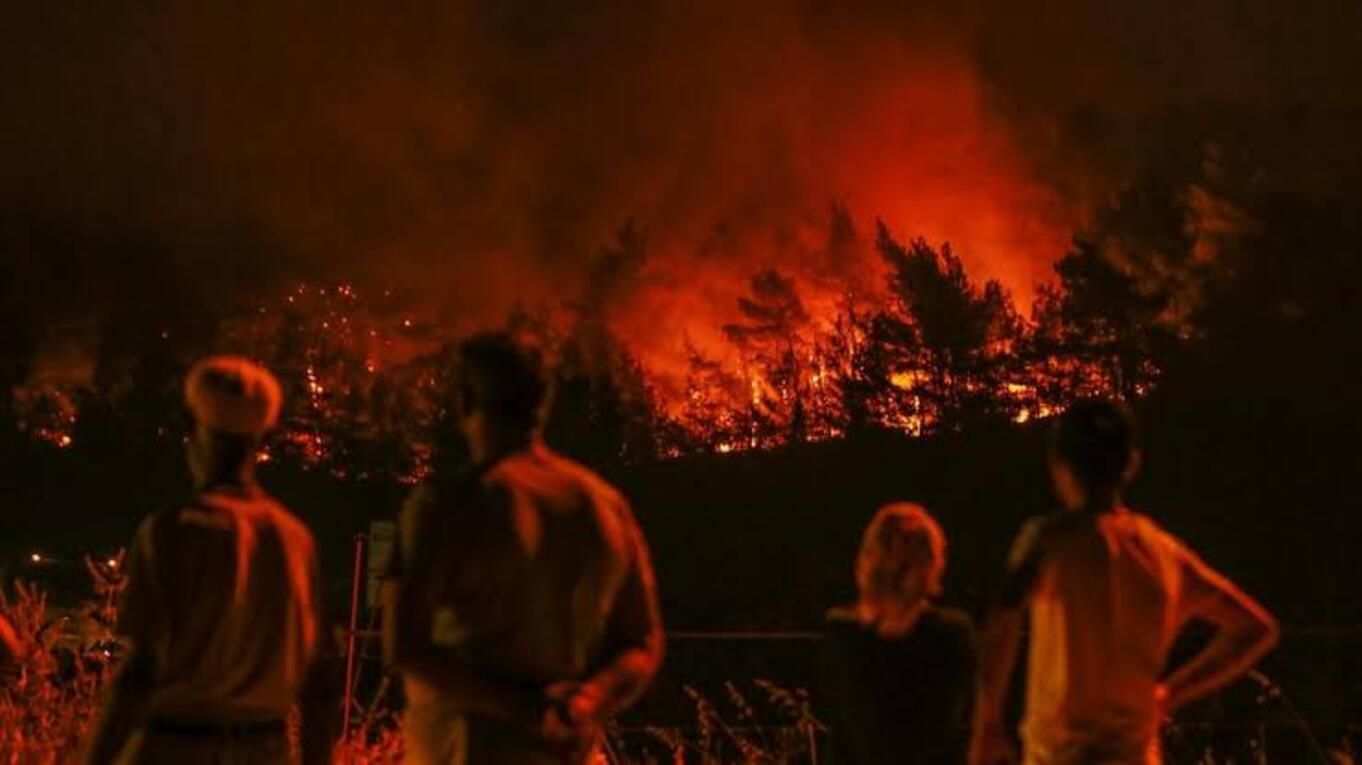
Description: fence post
xmin=342 ymin=533 xmax=365 ymax=754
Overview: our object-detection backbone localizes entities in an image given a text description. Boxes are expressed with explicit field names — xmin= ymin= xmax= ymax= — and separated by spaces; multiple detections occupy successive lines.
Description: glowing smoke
xmin=1 ymin=0 xmax=1359 ymax=387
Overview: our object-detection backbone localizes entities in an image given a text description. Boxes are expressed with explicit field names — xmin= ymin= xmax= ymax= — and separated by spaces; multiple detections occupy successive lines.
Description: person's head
xmin=454 ymin=332 xmax=549 ymax=460
xmin=855 ymin=503 xmax=947 ymax=619
xmin=1048 ymin=398 xmax=1141 ymax=512
xmin=183 ymin=357 xmax=282 ymax=488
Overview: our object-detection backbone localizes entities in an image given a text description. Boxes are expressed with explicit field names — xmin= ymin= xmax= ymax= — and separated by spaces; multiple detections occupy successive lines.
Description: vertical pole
xmin=342 ymin=533 xmax=365 ymax=754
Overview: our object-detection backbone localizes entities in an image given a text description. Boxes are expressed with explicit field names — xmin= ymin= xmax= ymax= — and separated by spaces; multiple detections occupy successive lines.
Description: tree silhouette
xmin=546 ymin=222 xmax=664 ymax=468
xmin=819 ymin=295 xmax=896 ymax=439
xmin=722 ymin=270 xmax=814 ymax=446
xmin=1026 ymin=152 xmax=1228 ymax=404
xmin=872 ymin=224 xmax=1022 ymax=433
xmin=673 ymin=341 xmax=751 ymax=453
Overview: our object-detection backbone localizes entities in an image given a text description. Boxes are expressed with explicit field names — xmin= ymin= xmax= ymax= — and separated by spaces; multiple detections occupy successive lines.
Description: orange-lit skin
xmin=970 ymin=458 xmax=1280 ymax=765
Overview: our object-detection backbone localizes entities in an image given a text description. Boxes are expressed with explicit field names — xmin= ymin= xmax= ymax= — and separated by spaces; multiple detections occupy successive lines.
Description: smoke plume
xmin=2 ymin=0 xmax=1359 ymax=382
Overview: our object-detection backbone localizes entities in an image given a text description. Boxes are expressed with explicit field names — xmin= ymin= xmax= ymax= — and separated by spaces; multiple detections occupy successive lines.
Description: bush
xmin=0 ymin=556 xmax=123 ymax=764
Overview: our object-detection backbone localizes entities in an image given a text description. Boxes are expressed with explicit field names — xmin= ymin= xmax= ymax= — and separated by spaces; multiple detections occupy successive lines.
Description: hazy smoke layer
xmin=2 ymin=0 xmax=1358 ymax=378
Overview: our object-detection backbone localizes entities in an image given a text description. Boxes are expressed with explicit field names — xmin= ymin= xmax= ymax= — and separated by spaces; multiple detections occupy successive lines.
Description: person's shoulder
xmin=1115 ymin=508 xmax=1197 ymax=560
xmin=1119 ymin=507 xmax=1172 ymax=537
xmin=534 ymin=446 xmax=631 ymax=510
xmin=821 ymin=606 xmax=872 ymax=648
xmin=541 ymin=446 xmax=617 ymax=486
xmin=144 ymin=492 xmax=230 ymax=535
xmin=1007 ymin=511 xmax=1073 ymax=561
xmin=138 ymin=505 xmax=182 ymax=532
xmin=405 ymin=465 xmax=483 ymax=513
xmin=132 ymin=496 xmax=231 ymax=559
xmin=259 ymin=496 xmax=317 ymax=553
xmin=1015 ymin=510 xmax=1064 ymax=537
xmin=1025 ymin=510 xmax=1102 ymax=548
xmin=131 ymin=506 xmax=182 ymax=551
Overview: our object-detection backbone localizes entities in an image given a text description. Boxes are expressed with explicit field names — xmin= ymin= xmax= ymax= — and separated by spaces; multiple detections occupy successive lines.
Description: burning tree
xmin=721 ymin=270 xmax=817 ymax=448
xmin=4 ymin=149 xmax=1293 ymax=471
xmin=868 ymin=225 xmax=1025 ymax=434
xmin=218 ymin=283 xmax=442 ymax=482
xmin=1024 ymin=148 xmax=1249 ymax=406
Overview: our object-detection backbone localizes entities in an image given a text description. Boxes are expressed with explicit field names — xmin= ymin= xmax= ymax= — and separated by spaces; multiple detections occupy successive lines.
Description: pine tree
xmin=872 ymin=224 xmax=1022 ymax=433
xmin=722 ymin=270 xmax=813 ymax=446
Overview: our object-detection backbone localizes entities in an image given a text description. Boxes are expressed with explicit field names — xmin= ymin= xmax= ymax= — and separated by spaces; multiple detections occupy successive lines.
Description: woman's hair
xmin=855 ymin=503 xmax=947 ymax=610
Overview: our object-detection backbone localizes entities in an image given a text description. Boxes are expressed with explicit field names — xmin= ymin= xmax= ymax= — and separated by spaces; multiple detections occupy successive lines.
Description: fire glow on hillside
xmin=12 ymin=205 xmax=1157 ymax=478
xmin=8 ymin=1 xmax=1286 ymax=473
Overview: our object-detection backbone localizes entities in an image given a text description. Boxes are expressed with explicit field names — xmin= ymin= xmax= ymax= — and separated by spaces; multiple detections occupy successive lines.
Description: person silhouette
xmin=382 ymin=332 xmax=664 ymax=765
xmin=971 ymin=399 xmax=1279 ymax=765
xmin=83 ymin=357 xmax=336 ymax=765
xmin=822 ymin=503 xmax=975 ymax=764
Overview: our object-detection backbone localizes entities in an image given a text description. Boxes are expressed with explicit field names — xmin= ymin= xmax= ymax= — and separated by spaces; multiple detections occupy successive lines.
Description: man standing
xmin=84 ymin=357 xmax=336 ymax=765
xmin=383 ymin=332 xmax=664 ymax=765
xmin=970 ymin=399 xmax=1279 ymax=765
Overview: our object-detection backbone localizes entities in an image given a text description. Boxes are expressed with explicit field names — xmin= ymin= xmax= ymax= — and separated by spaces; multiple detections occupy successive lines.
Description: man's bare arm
xmin=82 ymin=645 xmax=154 ymax=765
xmin=1162 ymin=561 xmax=1280 ymax=711
xmin=380 ymin=579 xmax=540 ymax=722
xmin=569 ymin=513 xmax=664 ymax=722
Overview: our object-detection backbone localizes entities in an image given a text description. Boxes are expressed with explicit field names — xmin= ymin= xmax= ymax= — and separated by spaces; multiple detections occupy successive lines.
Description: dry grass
xmin=1 ymin=559 xmax=822 ymax=764
xmin=0 ymin=554 xmax=125 ymax=764
xmin=8 ymin=560 xmax=1355 ymax=764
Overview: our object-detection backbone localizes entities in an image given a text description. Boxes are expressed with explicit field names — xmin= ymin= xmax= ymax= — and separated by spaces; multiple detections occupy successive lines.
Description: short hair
xmin=455 ymin=332 xmax=549 ymax=432
xmin=1050 ymin=398 xmax=1138 ymax=493
xmin=856 ymin=503 xmax=947 ymax=604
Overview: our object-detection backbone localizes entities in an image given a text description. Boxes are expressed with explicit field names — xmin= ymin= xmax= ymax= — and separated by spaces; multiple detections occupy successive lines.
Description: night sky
xmin=2 ymin=0 xmax=1360 ymax=376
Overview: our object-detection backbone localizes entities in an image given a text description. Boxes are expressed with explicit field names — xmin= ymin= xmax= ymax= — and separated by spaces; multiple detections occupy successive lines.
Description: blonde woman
xmin=822 ymin=503 xmax=975 ymax=764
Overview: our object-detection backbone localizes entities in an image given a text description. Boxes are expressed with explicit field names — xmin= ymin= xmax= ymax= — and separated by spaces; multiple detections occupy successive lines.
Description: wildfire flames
xmin=1 ymin=4 xmax=1257 ymax=472
xmin=1 ymin=0 xmax=1355 ymax=485
xmin=9 ymin=209 xmax=1142 ymax=476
